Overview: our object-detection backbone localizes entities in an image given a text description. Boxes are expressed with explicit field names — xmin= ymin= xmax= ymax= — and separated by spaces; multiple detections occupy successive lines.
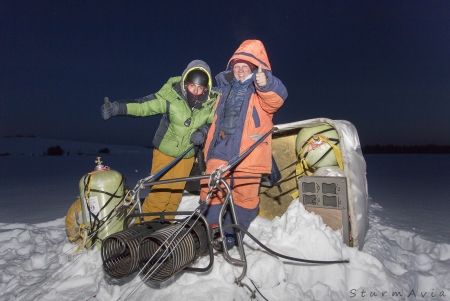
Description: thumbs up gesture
xmin=255 ymin=63 xmax=267 ymax=87
xmin=101 ymin=97 xmax=119 ymax=120
xmin=104 ymin=97 xmax=111 ymax=108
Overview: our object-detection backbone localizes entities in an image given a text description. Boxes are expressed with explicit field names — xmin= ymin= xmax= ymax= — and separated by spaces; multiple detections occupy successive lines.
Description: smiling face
xmin=233 ymin=63 xmax=252 ymax=81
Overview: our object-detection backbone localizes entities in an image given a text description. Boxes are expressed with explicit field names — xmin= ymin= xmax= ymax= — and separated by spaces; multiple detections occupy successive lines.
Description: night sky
xmin=1 ymin=1 xmax=449 ymax=147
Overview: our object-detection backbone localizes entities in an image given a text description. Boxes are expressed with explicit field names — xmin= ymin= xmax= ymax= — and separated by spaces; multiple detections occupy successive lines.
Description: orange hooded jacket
xmin=204 ymin=40 xmax=288 ymax=174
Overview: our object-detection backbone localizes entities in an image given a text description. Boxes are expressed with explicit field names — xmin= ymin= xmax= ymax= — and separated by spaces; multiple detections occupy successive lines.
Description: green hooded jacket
xmin=118 ymin=60 xmax=219 ymax=158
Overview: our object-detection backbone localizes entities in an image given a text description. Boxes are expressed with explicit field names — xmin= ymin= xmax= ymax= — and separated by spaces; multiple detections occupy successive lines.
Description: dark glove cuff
xmin=116 ymin=101 xmax=128 ymax=115
xmin=197 ymin=123 xmax=211 ymax=136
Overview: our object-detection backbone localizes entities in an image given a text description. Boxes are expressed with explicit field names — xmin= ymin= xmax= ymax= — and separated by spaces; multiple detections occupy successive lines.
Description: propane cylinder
xmin=296 ymin=124 xmax=341 ymax=169
xmin=79 ymin=157 xmax=125 ymax=248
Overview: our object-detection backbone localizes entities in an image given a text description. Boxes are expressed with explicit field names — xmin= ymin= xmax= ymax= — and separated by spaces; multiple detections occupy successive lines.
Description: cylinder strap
xmin=291 ymin=135 xmax=344 ymax=199
xmin=73 ymin=225 xmax=91 ymax=253
xmin=296 ymin=134 xmax=343 ymax=174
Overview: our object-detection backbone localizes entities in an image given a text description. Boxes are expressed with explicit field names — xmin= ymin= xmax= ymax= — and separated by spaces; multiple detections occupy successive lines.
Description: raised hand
xmin=101 ymin=97 xmax=119 ymax=120
xmin=255 ymin=63 xmax=267 ymax=87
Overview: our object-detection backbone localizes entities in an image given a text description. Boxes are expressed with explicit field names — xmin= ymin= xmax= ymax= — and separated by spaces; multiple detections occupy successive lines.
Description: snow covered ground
xmin=0 ymin=137 xmax=449 ymax=300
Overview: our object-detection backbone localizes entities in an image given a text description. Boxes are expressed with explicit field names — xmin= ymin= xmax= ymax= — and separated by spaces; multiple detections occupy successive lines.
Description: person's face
xmin=233 ymin=63 xmax=252 ymax=81
xmin=186 ymin=82 xmax=206 ymax=95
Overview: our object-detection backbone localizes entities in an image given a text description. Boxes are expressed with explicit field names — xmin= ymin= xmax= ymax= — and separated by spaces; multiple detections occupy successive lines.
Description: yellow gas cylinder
xmin=79 ymin=157 xmax=125 ymax=248
xmin=295 ymin=124 xmax=341 ymax=170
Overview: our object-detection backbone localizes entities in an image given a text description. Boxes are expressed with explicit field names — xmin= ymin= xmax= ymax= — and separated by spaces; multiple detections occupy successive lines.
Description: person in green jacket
xmin=101 ymin=60 xmax=219 ymax=221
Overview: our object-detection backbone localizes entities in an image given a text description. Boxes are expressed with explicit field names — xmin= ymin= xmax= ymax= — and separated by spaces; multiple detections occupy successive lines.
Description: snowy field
xmin=1 ymin=137 xmax=450 ymax=300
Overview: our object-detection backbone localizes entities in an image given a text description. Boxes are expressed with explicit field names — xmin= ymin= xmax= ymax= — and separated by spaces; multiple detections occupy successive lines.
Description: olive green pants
xmin=142 ymin=149 xmax=194 ymax=221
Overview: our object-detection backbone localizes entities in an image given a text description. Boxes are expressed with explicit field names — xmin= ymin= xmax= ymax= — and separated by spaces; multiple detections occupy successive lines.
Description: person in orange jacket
xmin=199 ymin=40 xmax=288 ymax=250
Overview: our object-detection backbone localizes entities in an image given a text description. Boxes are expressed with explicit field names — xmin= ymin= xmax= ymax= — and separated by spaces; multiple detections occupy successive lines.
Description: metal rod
xmin=151 ymin=145 xmax=195 ymax=182
xmin=218 ymin=179 xmax=247 ymax=281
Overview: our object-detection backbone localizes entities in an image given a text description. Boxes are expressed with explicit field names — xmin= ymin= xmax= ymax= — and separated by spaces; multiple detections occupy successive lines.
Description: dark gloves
xmin=101 ymin=97 xmax=119 ymax=120
xmin=190 ymin=131 xmax=206 ymax=146
xmin=190 ymin=124 xmax=210 ymax=146
xmin=101 ymin=97 xmax=127 ymax=120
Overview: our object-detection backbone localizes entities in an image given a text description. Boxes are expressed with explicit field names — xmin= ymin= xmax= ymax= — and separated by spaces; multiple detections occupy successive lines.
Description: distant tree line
xmin=0 ymin=145 xmax=110 ymax=156
xmin=45 ymin=146 xmax=110 ymax=156
xmin=362 ymin=144 xmax=450 ymax=154
xmin=3 ymin=134 xmax=36 ymax=138
xmin=46 ymin=145 xmax=65 ymax=156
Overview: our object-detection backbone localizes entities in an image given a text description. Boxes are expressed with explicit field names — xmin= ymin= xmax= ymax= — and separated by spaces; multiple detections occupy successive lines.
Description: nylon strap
xmin=291 ymin=134 xmax=343 ymax=199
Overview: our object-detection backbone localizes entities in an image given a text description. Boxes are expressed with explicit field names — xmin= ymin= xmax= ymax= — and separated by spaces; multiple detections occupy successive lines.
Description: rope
xmin=19 ymin=250 xmax=88 ymax=301
xmin=1 ymin=209 xmax=127 ymax=298
xmin=0 ymin=241 xmax=84 ymax=296
xmin=236 ymin=279 xmax=257 ymax=299
xmin=249 ymin=278 xmax=269 ymax=301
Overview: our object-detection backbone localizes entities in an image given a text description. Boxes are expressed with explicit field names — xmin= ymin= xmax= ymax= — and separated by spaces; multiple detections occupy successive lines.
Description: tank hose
xmin=223 ymin=224 xmax=349 ymax=264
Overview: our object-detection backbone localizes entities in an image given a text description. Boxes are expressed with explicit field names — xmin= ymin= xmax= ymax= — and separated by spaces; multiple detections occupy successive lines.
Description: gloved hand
xmin=101 ymin=97 xmax=119 ymax=120
xmin=190 ymin=130 xmax=206 ymax=146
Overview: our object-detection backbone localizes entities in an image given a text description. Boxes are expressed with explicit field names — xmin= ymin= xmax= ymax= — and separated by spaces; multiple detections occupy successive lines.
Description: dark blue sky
xmin=1 ymin=1 xmax=449 ymax=146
